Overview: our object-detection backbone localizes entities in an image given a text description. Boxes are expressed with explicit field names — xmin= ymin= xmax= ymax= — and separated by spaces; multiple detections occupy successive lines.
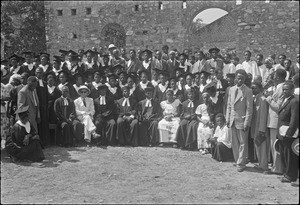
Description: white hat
xmin=108 ymin=44 xmax=116 ymax=49
xmin=77 ymin=85 xmax=91 ymax=95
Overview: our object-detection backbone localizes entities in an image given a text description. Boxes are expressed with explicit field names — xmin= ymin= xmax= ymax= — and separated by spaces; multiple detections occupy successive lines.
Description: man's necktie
xmin=83 ymin=98 xmax=86 ymax=107
xmin=234 ymin=88 xmax=239 ymax=100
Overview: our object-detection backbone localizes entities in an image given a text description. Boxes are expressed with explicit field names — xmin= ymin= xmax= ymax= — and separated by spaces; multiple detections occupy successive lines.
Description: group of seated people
xmin=1 ymin=44 xmax=299 ymax=186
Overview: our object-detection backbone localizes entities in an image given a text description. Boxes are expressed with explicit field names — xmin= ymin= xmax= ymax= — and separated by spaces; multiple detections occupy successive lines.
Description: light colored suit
xmin=266 ymin=82 xmax=284 ymax=173
xmin=74 ymin=97 xmax=96 ymax=142
xmin=207 ymin=58 xmax=224 ymax=70
xmin=17 ymin=85 xmax=40 ymax=132
xmin=226 ymin=84 xmax=253 ymax=168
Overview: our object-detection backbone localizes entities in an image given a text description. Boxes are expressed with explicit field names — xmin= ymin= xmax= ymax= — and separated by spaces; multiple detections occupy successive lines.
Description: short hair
xmin=27 ymin=76 xmax=37 ymax=83
xmin=275 ymin=68 xmax=287 ymax=80
xmin=244 ymin=50 xmax=252 ymax=56
xmin=215 ymin=113 xmax=225 ymax=122
xmin=235 ymin=69 xmax=247 ymax=77
xmin=233 ymin=56 xmax=239 ymax=61
xmin=129 ymin=49 xmax=136 ymax=54
xmin=162 ymin=45 xmax=169 ymax=50
xmin=256 ymin=53 xmax=263 ymax=59
xmin=252 ymin=81 xmax=263 ymax=91
xmin=283 ymin=81 xmax=295 ymax=90
xmin=278 ymin=54 xmax=286 ymax=59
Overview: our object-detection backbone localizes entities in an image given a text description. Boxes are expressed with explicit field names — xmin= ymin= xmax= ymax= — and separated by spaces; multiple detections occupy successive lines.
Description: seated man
xmin=5 ymin=105 xmax=45 ymax=164
xmin=54 ymin=86 xmax=84 ymax=147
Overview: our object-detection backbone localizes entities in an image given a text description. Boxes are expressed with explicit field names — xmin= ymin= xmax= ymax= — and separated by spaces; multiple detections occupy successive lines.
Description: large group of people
xmin=1 ymin=44 xmax=299 ymax=186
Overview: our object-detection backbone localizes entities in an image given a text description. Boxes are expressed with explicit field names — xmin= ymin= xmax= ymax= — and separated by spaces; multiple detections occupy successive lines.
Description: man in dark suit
xmin=166 ymin=51 xmax=180 ymax=78
xmin=277 ymin=81 xmax=299 ymax=183
xmin=125 ymin=49 xmax=142 ymax=73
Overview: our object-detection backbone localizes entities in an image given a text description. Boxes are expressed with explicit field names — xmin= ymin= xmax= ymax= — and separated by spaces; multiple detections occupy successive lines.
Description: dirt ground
xmin=1 ymin=145 xmax=299 ymax=204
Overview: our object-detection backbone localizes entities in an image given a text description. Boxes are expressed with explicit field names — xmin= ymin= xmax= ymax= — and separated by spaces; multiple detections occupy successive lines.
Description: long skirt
xmin=95 ymin=117 xmax=117 ymax=146
xmin=158 ymin=117 xmax=180 ymax=143
xmin=176 ymin=119 xmax=198 ymax=149
xmin=117 ymin=118 xmax=139 ymax=146
xmin=79 ymin=115 xmax=96 ymax=142
xmin=138 ymin=120 xmax=159 ymax=146
xmin=197 ymin=122 xmax=213 ymax=149
xmin=10 ymin=139 xmax=45 ymax=162
xmin=211 ymin=141 xmax=234 ymax=162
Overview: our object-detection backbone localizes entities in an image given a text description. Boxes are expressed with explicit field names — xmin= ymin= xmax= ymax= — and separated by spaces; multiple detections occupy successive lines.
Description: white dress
xmin=195 ymin=104 xmax=213 ymax=149
xmin=158 ymin=99 xmax=181 ymax=143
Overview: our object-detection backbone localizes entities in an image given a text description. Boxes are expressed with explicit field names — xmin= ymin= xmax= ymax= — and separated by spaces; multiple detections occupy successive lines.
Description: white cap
xmin=108 ymin=44 xmax=116 ymax=49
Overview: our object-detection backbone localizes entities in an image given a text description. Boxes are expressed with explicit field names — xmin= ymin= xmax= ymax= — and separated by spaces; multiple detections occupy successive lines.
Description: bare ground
xmin=1 ymin=145 xmax=299 ymax=204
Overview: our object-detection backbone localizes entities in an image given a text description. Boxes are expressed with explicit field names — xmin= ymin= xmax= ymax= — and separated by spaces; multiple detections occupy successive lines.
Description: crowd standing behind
xmin=1 ymin=44 xmax=299 ymax=186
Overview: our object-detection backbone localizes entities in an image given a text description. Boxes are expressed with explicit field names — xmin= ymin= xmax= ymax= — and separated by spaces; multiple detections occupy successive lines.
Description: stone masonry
xmin=45 ymin=0 xmax=299 ymax=60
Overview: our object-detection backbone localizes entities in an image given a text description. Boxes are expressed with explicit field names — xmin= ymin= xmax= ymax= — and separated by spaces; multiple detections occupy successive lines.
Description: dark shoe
xmin=172 ymin=144 xmax=178 ymax=148
xmin=158 ymin=143 xmax=163 ymax=147
xmin=237 ymin=166 xmax=246 ymax=172
xmin=291 ymin=180 xmax=299 ymax=187
xmin=233 ymin=163 xmax=237 ymax=167
xmin=281 ymin=177 xmax=292 ymax=183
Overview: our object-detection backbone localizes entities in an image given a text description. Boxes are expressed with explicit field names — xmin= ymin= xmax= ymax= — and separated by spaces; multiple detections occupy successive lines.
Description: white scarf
xmin=158 ymin=83 xmax=168 ymax=93
xmin=143 ymin=61 xmax=150 ymax=69
xmin=73 ymin=84 xmax=80 ymax=92
xmin=38 ymin=79 xmax=44 ymax=87
xmin=39 ymin=64 xmax=49 ymax=73
xmin=185 ymin=84 xmax=192 ymax=90
xmin=62 ymin=96 xmax=69 ymax=106
xmin=58 ymin=82 xmax=68 ymax=91
xmin=200 ymin=84 xmax=206 ymax=93
xmin=122 ymin=97 xmax=130 ymax=107
xmin=23 ymin=62 xmax=34 ymax=71
xmin=47 ymin=85 xmax=55 ymax=94
xmin=173 ymin=88 xmax=179 ymax=96
xmin=16 ymin=120 xmax=31 ymax=133
xmin=129 ymin=84 xmax=136 ymax=96
xmin=99 ymin=96 xmax=106 ymax=105
xmin=145 ymin=99 xmax=152 ymax=107
xmin=106 ymin=83 xmax=117 ymax=94
xmin=210 ymin=92 xmax=219 ymax=104
xmin=140 ymin=81 xmax=149 ymax=90
xmin=85 ymin=61 xmax=94 ymax=69
xmin=187 ymin=100 xmax=194 ymax=108
xmin=216 ymin=80 xmax=222 ymax=89
xmin=151 ymin=80 xmax=158 ymax=87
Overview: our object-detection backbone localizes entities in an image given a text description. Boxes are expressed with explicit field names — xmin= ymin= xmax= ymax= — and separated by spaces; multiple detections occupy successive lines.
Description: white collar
xmin=129 ymin=84 xmax=136 ymax=96
xmin=16 ymin=120 xmax=31 ymax=133
xmin=122 ymin=97 xmax=131 ymax=107
xmin=47 ymin=85 xmax=55 ymax=94
xmin=210 ymin=92 xmax=219 ymax=104
xmin=140 ymin=81 xmax=149 ymax=89
xmin=158 ymin=83 xmax=168 ymax=93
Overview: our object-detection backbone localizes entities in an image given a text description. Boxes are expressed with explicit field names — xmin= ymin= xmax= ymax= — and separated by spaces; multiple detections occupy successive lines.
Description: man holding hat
xmin=207 ymin=47 xmax=224 ymax=70
xmin=5 ymin=105 xmax=45 ymax=163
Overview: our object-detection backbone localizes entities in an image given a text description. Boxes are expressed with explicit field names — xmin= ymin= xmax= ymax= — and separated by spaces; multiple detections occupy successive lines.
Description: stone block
xmin=277 ymin=24 xmax=285 ymax=29
xmin=244 ymin=26 xmax=251 ymax=30
xmin=238 ymin=23 xmax=248 ymax=26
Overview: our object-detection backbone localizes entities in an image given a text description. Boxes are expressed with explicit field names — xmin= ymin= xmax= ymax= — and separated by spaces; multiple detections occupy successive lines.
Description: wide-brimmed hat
xmin=209 ymin=47 xmax=220 ymax=54
xmin=291 ymin=138 xmax=299 ymax=156
xmin=108 ymin=44 xmax=116 ymax=50
xmin=77 ymin=85 xmax=90 ymax=95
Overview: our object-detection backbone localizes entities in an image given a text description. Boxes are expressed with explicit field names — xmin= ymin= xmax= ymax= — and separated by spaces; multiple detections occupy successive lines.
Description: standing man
xmin=264 ymin=68 xmax=286 ymax=175
xmin=226 ymin=69 xmax=253 ymax=172
xmin=277 ymin=81 xmax=299 ymax=183
xmin=126 ymin=49 xmax=142 ymax=73
xmin=242 ymin=50 xmax=260 ymax=78
xmin=35 ymin=67 xmax=50 ymax=147
xmin=151 ymin=50 xmax=169 ymax=72
xmin=274 ymin=54 xmax=286 ymax=70
xmin=161 ymin=45 xmax=169 ymax=61
xmin=207 ymin=47 xmax=224 ymax=70
xmin=166 ymin=51 xmax=179 ymax=78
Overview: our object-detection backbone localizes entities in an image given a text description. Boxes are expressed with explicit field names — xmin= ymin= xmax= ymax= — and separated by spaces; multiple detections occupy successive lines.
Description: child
xmin=196 ymin=92 xmax=214 ymax=154
xmin=74 ymin=85 xmax=100 ymax=147
xmin=5 ymin=106 xmax=45 ymax=164
xmin=176 ymin=88 xmax=199 ymax=150
xmin=137 ymin=86 xmax=161 ymax=147
xmin=209 ymin=113 xmax=233 ymax=162
xmin=116 ymin=86 xmax=139 ymax=146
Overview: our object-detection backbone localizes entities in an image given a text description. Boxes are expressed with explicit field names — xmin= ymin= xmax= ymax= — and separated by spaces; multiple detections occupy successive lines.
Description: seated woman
xmin=158 ymin=89 xmax=181 ymax=148
xmin=209 ymin=113 xmax=233 ymax=162
xmin=5 ymin=106 xmax=45 ymax=163
xmin=74 ymin=85 xmax=100 ymax=147
xmin=168 ymin=77 xmax=184 ymax=102
xmin=195 ymin=92 xmax=214 ymax=154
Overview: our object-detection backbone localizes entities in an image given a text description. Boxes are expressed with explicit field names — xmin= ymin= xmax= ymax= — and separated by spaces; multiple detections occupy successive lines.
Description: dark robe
xmin=60 ymin=82 xmax=78 ymax=101
xmin=136 ymin=81 xmax=154 ymax=102
xmin=153 ymin=83 xmax=168 ymax=103
xmin=209 ymin=94 xmax=224 ymax=123
xmin=10 ymin=66 xmax=25 ymax=75
xmin=116 ymin=97 xmax=139 ymax=146
xmin=61 ymin=63 xmax=84 ymax=84
xmin=21 ymin=63 xmax=37 ymax=77
xmin=106 ymin=85 xmax=123 ymax=101
xmin=47 ymin=86 xmax=61 ymax=124
xmin=129 ymin=86 xmax=141 ymax=103
xmin=5 ymin=123 xmax=44 ymax=162
xmin=173 ymin=89 xmax=184 ymax=102
xmin=211 ymin=141 xmax=234 ymax=162
xmin=94 ymin=95 xmax=117 ymax=146
xmin=176 ymin=99 xmax=199 ymax=150
xmin=54 ymin=97 xmax=84 ymax=146
xmin=36 ymin=80 xmax=50 ymax=146
xmin=137 ymin=98 xmax=161 ymax=146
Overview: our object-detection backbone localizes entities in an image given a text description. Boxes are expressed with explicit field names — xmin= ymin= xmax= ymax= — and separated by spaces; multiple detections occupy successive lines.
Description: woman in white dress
xmin=158 ymin=89 xmax=181 ymax=148
xmin=195 ymin=92 xmax=214 ymax=154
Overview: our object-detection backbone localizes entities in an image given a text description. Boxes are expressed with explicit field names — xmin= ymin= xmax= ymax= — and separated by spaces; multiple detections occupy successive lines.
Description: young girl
xmin=195 ymin=92 xmax=214 ymax=154
xmin=74 ymin=85 xmax=100 ymax=147
xmin=153 ymin=71 xmax=169 ymax=103
xmin=209 ymin=113 xmax=233 ymax=162
xmin=158 ymin=89 xmax=181 ymax=148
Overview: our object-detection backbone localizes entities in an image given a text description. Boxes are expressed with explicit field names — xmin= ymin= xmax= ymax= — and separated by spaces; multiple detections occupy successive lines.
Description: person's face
xmin=187 ymin=91 xmax=194 ymax=100
xmin=224 ymin=54 xmax=231 ymax=64
xmin=179 ymin=77 xmax=185 ymax=85
xmin=87 ymin=53 xmax=93 ymax=62
xmin=94 ymin=74 xmax=100 ymax=83
xmin=80 ymin=89 xmax=89 ymax=98
xmin=120 ymin=48 xmax=126 ymax=55
xmin=152 ymin=71 xmax=158 ymax=80
xmin=184 ymin=49 xmax=189 ymax=56
xmin=244 ymin=52 xmax=251 ymax=61
xmin=127 ymin=78 xmax=134 ymax=88
xmin=53 ymin=61 xmax=59 ymax=69
xmin=114 ymin=68 xmax=121 ymax=76
xmin=200 ymin=74 xmax=207 ymax=84
xmin=282 ymin=84 xmax=294 ymax=98
xmin=129 ymin=51 xmax=136 ymax=59
xmin=215 ymin=117 xmax=224 ymax=127
xmin=159 ymin=74 xmax=166 ymax=84
xmin=143 ymin=53 xmax=149 ymax=61
xmin=122 ymin=88 xmax=129 ymax=98
xmin=145 ymin=91 xmax=153 ymax=99
xmin=11 ymin=59 xmax=18 ymax=67
xmin=202 ymin=94 xmax=209 ymax=102
xmin=67 ymin=53 xmax=72 ymax=61
xmin=210 ymin=68 xmax=215 ymax=75
xmin=62 ymin=89 xmax=69 ymax=98
xmin=265 ymin=60 xmax=272 ymax=69
xmin=156 ymin=51 xmax=162 ymax=60
xmin=25 ymin=54 xmax=32 ymax=63
xmin=175 ymin=71 xmax=180 ymax=78
xmin=232 ymin=58 xmax=239 ymax=66
xmin=41 ymin=57 xmax=48 ymax=65
xmin=278 ymin=55 xmax=286 ymax=64
xmin=189 ymin=57 xmax=195 ymax=64
xmin=87 ymin=75 xmax=93 ymax=83
xmin=226 ymin=77 xmax=235 ymax=86
xmin=236 ymin=73 xmax=245 ymax=87
xmin=216 ymin=70 xmax=223 ymax=80
xmin=170 ymin=80 xmax=176 ymax=89
xmin=120 ymin=74 xmax=126 ymax=84
xmin=141 ymin=73 xmax=148 ymax=83
xmin=100 ymin=76 xmax=106 ymax=84
xmin=59 ymin=73 xmax=67 ymax=84
xmin=211 ymin=50 xmax=218 ymax=58
xmin=35 ymin=69 xmax=43 ymax=79
xmin=28 ymin=79 xmax=37 ymax=90
xmin=21 ymin=75 xmax=28 ymax=85
xmin=179 ymin=56 xmax=186 ymax=65
xmin=47 ymin=76 xmax=55 ymax=86
xmin=166 ymin=91 xmax=174 ymax=101
xmin=99 ymin=89 xmax=106 ymax=96
xmin=162 ymin=47 xmax=168 ymax=54
xmin=12 ymin=79 xmax=21 ymax=86
xmin=169 ymin=52 xmax=175 ymax=60
xmin=76 ymin=76 xmax=83 ymax=85
xmin=186 ymin=75 xmax=192 ymax=86
xmin=256 ymin=55 xmax=263 ymax=66
xmin=284 ymin=60 xmax=291 ymax=69
xmin=103 ymin=57 xmax=109 ymax=64
xmin=195 ymin=75 xmax=200 ymax=85
xmin=251 ymin=84 xmax=260 ymax=96
xmin=199 ymin=53 xmax=205 ymax=60
xmin=109 ymin=78 xmax=117 ymax=87
xmin=112 ymin=49 xmax=119 ymax=58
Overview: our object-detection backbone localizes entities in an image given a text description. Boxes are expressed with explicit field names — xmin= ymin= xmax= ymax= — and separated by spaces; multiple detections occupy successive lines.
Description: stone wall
xmin=45 ymin=0 xmax=299 ymax=61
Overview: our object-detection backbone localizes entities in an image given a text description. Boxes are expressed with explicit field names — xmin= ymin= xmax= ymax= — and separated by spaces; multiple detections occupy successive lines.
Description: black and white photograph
xmin=1 ymin=0 xmax=299 ymax=204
